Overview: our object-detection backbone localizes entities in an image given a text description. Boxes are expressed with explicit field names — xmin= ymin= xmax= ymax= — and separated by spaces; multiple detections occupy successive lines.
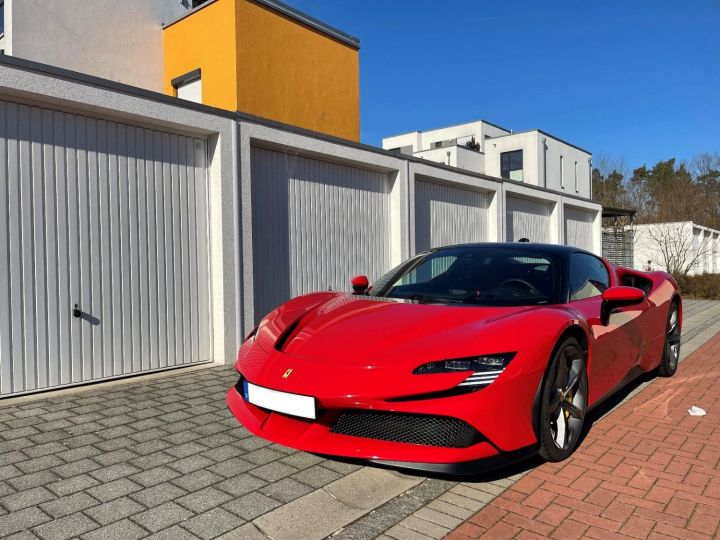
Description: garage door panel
xmin=0 ymin=100 xmax=212 ymax=397
xmin=506 ymin=196 xmax=551 ymax=243
xmin=565 ymin=207 xmax=595 ymax=251
xmin=252 ymin=147 xmax=390 ymax=322
xmin=415 ymin=180 xmax=489 ymax=252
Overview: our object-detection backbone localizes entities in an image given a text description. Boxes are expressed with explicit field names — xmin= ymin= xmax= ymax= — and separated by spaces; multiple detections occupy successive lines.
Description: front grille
xmin=331 ymin=411 xmax=482 ymax=448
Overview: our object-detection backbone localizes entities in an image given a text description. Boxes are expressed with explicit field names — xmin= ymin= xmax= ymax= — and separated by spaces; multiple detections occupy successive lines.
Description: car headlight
xmin=413 ymin=353 xmax=515 ymax=388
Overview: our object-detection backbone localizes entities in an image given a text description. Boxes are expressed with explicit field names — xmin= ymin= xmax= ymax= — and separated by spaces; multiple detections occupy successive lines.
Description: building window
xmin=500 ymin=150 xmax=523 ymax=181
xmin=0 ymin=1 xmax=5 ymax=36
xmin=172 ymin=69 xmax=202 ymax=104
xmin=574 ymin=161 xmax=579 ymax=192
xmin=560 ymin=156 xmax=565 ymax=188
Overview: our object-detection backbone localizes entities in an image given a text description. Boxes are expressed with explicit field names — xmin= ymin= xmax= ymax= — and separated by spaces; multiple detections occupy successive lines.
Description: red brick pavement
xmin=447 ymin=332 xmax=720 ymax=540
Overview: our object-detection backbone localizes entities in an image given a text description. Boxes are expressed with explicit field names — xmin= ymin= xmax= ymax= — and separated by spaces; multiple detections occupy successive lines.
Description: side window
xmin=569 ymin=253 xmax=609 ymax=301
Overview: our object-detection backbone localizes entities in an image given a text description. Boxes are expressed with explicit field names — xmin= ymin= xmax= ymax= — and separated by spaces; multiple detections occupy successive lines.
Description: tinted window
xmin=501 ymin=150 xmax=523 ymax=181
xmin=371 ymin=246 xmax=560 ymax=306
xmin=569 ymin=253 xmax=609 ymax=301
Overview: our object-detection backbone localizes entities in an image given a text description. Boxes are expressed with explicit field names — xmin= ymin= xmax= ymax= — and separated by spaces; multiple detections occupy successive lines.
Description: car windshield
xmin=371 ymin=246 xmax=560 ymax=306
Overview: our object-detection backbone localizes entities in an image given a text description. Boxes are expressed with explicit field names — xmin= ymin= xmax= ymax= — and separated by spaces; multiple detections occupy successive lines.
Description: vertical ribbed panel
xmin=564 ymin=207 xmax=595 ymax=251
xmin=251 ymin=147 xmax=391 ymax=322
xmin=414 ymin=180 xmax=489 ymax=252
xmin=505 ymin=196 xmax=551 ymax=243
xmin=0 ymin=100 xmax=212 ymax=396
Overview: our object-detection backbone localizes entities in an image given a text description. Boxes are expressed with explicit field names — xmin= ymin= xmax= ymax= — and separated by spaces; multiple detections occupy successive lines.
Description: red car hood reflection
xmin=256 ymin=293 xmax=542 ymax=366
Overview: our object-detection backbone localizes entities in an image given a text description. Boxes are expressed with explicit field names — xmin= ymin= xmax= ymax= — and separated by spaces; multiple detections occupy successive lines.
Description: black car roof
xmin=427 ymin=242 xmax=597 ymax=260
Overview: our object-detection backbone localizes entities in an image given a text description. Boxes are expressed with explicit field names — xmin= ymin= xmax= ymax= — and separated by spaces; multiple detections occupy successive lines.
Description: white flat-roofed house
xmin=635 ymin=222 xmax=720 ymax=276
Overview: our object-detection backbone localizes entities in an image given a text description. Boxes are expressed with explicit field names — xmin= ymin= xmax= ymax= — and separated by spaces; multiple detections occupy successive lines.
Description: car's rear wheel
xmin=658 ymin=302 xmax=681 ymax=377
xmin=538 ymin=337 xmax=588 ymax=462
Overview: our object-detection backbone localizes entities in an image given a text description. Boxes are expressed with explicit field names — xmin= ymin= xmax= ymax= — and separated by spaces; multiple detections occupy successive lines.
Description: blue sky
xmin=289 ymin=0 xmax=719 ymax=173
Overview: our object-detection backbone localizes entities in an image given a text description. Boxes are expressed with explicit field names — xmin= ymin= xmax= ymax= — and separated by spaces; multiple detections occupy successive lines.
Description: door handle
xmin=73 ymin=304 xmax=82 ymax=319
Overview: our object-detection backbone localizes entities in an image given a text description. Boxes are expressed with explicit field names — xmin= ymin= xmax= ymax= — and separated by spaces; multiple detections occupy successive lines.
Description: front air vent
xmin=331 ymin=411 xmax=482 ymax=448
xmin=274 ymin=318 xmax=302 ymax=352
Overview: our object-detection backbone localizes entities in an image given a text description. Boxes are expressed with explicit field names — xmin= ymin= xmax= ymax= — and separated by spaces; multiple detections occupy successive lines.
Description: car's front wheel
xmin=658 ymin=302 xmax=681 ymax=377
xmin=538 ymin=337 xmax=588 ymax=462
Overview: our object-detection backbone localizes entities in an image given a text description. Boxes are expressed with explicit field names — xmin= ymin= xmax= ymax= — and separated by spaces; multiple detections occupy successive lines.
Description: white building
xmin=0 ymin=0 xmax=193 ymax=91
xmin=383 ymin=121 xmax=593 ymax=200
xmin=634 ymin=222 xmax=720 ymax=276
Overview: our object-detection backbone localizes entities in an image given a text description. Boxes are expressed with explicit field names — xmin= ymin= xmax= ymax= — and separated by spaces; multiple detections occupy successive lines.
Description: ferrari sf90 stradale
xmin=227 ymin=244 xmax=681 ymax=473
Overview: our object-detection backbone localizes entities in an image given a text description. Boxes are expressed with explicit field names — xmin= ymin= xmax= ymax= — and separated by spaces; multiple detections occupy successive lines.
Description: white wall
xmin=485 ymin=131 xmax=591 ymax=198
xmin=382 ymin=121 xmax=511 ymax=155
xmin=4 ymin=0 xmax=188 ymax=92
xmin=413 ymin=146 xmax=485 ymax=171
xmin=634 ymin=222 xmax=720 ymax=276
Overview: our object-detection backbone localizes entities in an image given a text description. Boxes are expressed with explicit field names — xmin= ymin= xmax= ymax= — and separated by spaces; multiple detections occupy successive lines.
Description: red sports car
xmin=226 ymin=243 xmax=681 ymax=474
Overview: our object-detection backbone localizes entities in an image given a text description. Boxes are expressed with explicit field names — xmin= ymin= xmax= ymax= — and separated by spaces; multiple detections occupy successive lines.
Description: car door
xmin=567 ymin=253 xmax=645 ymax=404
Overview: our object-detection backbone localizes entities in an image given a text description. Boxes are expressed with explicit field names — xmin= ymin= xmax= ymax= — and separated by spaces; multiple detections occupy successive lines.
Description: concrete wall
xmin=382 ymin=121 xmax=510 ymax=155
xmin=413 ymin=146 xmax=485 ymax=171
xmin=485 ymin=131 xmax=591 ymax=199
xmin=4 ymin=0 xmax=188 ymax=92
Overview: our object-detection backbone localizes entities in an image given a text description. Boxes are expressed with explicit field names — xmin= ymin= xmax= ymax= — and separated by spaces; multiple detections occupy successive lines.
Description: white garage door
xmin=506 ymin=196 xmax=551 ymax=243
xmin=564 ymin=206 xmax=595 ymax=251
xmin=251 ymin=147 xmax=391 ymax=321
xmin=415 ymin=180 xmax=489 ymax=252
xmin=0 ymin=100 xmax=212 ymax=397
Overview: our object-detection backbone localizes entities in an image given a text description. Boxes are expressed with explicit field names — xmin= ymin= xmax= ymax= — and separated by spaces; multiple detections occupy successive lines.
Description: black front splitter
xmin=369 ymin=444 xmax=539 ymax=477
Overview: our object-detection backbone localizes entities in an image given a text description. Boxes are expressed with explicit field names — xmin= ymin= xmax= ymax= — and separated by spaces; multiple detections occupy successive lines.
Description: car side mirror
xmin=351 ymin=275 xmax=369 ymax=295
xmin=600 ymin=286 xmax=645 ymax=325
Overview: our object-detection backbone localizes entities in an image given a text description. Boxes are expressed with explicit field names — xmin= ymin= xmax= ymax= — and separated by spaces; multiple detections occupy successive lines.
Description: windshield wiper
xmin=408 ymin=294 xmax=462 ymax=304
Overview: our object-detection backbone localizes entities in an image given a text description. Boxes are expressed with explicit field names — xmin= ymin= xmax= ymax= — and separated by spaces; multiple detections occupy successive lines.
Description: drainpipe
xmin=542 ymin=138 xmax=547 ymax=188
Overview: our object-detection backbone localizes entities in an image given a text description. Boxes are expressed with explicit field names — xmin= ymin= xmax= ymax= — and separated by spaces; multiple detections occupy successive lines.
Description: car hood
xmin=256 ymin=293 xmax=552 ymax=366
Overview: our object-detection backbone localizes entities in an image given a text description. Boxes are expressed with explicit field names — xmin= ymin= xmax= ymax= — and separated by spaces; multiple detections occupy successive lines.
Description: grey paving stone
xmin=166 ymin=442 xmax=208 ymax=459
xmin=176 ymin=486 xmax=233 ymax=514
xmin=130 ymin=439 xmax=172 ymax=456
xmin=81 ymin=518 xmax=147 ymax=540
xmin=55 ymin=445 xmax=102 ymax=463
xmin=321 ymin=460 xmax=363 ymax=475
xmin=131 ymin=501 xmax=194 ymax=533
xmin=96 ymin=426 xmax=135 ymax=440
xmin=291 ymin=465 xmax=343 ymax=489
xmin=36 ymin=419 xmax=74 ymax=433
xmin=259 ymin=477 xmax=314 ymax=504
xmin=180 ymin=507 xmax=245 ymax=540
xmin=32 ymin=511 xmax=98 ymax=540
xmin=163 ymin=430 xmax=205 ymax=445
xmin=89 ymin=462 xmax=142 ymax=483
xmin=93 ymin=448 xmax=139 ymax=467
xmin=23 ymin=442 xmax=67 ymax=459
xmin=0 ymin=486 xmax=55 ymax=512
xmin=171 ymin=469 xmax=223 ymax=491
xmin=3 ymin=529 xmax=42 ymax=540
xmin=146 ymin=524 xmax=200 ymax=540
xmin=62 ymin=434 xmax=103 ymax=449
xmin=201 ymin=444 xmax=243 ymax=463
xmin=243 ymin=447 xmax=286 ymax=465
xmin=234 ymin=438 xmax=271 ymax=452
xmin=216 ymin=473 xmax=268 ymax=498
xmin=0 ymin=439 xmax=33 ymax=454
xmin=86 ymin=478 xmax=143 ymax=502
xmin=130 ymin=451 xmax=176 ymax=470
xmin=83 ymin=496 xmax=146 ymax=526
xmin=192 ymin=423 xmax=230 ymax=437
xmin=2 ymin=427 xmax=40 ymax=440
xmin=130 ymin=481 xmax=188 ymax=507
xmin=8 ymin=470 xmax=61 ymax=492
xmin=163 ymin=421 xmax=199 ymax=434
xmin=16 ymin=455 xmax=65 ymax=474
xmin=30 ymin=428 xmax=73 ymax=443
xmin=223 ymin=491 xmax=281 ymax=520
xmin=130 ymin=466 xmax=182 ymax=488
xmin=248 ymin=461 xmax=298 ymax=483
xmin=39 ymin=491 xmax=99 ymax=519
xmin=278 ymin=452 xmax=325 ymax=470
xmin=47 ymin=474 xmax=101 ymax=497
xmin=94 ymin=437 xmax=134 ymax=452
xmin=129 ymin=428 xmax=169 ymax=443
xmin=168 ymin=455 xmax=215 ymax=474
xmin=0 ymin=481 xmax=16 ymax=498
xmin=0 ymin=452 xmax=28 ymax=468
xmin=5 ymin=417 xmax=40 ymax=429
xmin=52 ymin=458 xmax=102 ymax=479
xmin=207 ymin=457 xmax=255 ymax=478
xmin=0 ymin=465 xmax=23 ymax=482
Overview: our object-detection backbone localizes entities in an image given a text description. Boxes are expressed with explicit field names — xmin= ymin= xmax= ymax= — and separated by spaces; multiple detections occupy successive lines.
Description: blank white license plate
xmin=242 ymin=381 xmax=316 ymax=419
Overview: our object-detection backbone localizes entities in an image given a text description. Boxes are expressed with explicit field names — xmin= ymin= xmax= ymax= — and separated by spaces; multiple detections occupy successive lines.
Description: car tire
xmin=658 ymin=302 xmax=681 ymax=377
xmin=538 ymin=336 xmax=588 ymax=462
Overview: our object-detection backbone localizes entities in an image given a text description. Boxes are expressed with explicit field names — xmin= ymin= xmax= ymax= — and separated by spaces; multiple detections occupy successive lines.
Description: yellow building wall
xmin=163 ymin=0 xmax=360 ymax=141
xmin=234 ymin=1 xmax=360 ymax=141
xmin=163 ymin=0 xmax=238 ymax=111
